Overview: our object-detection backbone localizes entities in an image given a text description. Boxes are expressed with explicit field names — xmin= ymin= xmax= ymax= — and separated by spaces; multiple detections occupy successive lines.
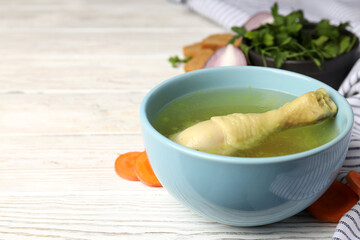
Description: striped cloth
xmin=181 ymin=0 xmax=360 ymax=239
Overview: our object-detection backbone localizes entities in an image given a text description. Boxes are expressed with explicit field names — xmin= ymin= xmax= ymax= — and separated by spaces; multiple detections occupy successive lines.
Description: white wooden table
xmin=0 ymin=1 xmax=338 ymax=239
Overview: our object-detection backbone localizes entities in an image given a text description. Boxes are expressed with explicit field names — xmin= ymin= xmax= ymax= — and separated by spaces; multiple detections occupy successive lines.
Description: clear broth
xmin=152 ymin=87 xmax=338 ymax=157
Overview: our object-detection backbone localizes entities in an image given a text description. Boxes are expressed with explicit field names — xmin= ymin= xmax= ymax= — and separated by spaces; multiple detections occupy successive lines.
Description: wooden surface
xmin=0 ymin=1 xmax=337 ymax=239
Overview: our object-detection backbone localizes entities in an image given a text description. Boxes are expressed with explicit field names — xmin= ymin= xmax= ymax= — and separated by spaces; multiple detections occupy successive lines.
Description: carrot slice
xmin=135 ymin=151 xmax=162 ymax=187
xmin=346 ymin=171 xmax=360 ymax=197
xmin=307 ymin=180 xmax=358 ymax=222
xmin=114 ymin=151 xmax=142 ymax=181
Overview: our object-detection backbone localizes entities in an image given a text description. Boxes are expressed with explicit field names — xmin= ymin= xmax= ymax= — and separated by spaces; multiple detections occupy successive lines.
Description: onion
xmin=204 ymin=44 xmax=247 ymax=68
xmin=243 ymin=12 xmax=273 ymax=31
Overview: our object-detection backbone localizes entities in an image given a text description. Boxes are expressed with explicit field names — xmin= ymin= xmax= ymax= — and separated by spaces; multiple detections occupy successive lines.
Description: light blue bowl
xmin=139 ymin=66 xmax=353 ymax=226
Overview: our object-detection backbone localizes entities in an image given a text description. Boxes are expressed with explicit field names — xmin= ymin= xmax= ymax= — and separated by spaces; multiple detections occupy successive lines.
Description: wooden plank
xmin=0 ymin=92 xmax=145 ymax=134
xmin=0 ymin=31 xmax=220 ymax=57
xmin=0 ymin=135 xmax=143 ymax=169
xmin=0 ymin=0 xmax=222 ymax=29
xmin=0 ymin=0 xmax=183 ymax=9
xmin=0 ymin=58 xmax=183 ymax=91
xmin=0 ymin=0 xmax=169 ymax=7
xmin=0 ymin=189 xmax=335 ymax=240
xmin=0 ymin=167 xmax=335 ymax=239
xmin=0 ymin=168 xmax=151 ymax=193
xmin=0 ymin=0 xmax=223 ymax=91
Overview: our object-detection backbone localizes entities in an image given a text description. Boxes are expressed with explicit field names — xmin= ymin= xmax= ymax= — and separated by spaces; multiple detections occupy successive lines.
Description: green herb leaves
xmin=315 ymin=20 xmax=341 ymax=39
xmin=169 ymin=56 xmax=192 ymax=67
xmin=231 ymin=3 xmax=357 ymax=69
xmin=229 ymin=27 xmax=246 ymax=44
xmin=312 ymin=20 xmax=356 ymax=61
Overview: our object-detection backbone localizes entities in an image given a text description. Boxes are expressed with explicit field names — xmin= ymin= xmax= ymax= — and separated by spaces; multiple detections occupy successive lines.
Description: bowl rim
xmin=140 ymin=66 xmax=354 ymax=165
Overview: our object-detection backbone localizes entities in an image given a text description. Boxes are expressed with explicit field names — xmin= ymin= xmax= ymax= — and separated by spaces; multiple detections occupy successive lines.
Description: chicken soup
xmin=152 ymin=87 xmax=338 ymax=157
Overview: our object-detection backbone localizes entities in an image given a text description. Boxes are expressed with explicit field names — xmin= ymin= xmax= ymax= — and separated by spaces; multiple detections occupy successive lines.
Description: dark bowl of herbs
xmin=231 ymin=3 xmax=360 ymax=89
